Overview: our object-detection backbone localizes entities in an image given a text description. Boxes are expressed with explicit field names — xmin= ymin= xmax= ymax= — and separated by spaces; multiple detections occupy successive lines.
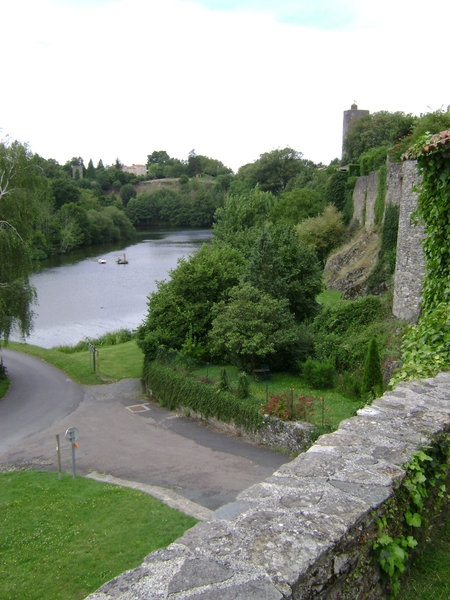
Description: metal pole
xmin=71 ymin=439 xmax=76 ymax=480
xmin=55 ymin=434 xmax=62 ymax=481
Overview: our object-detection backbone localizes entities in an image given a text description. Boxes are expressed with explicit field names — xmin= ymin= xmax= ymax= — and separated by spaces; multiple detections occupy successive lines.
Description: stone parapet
xmin=86 ymin=373 xmax=450 ymax=600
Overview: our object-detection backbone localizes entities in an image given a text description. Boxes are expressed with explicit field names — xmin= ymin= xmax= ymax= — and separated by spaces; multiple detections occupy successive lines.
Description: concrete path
xmin=0 ymin=350 xmax=291 ymax=517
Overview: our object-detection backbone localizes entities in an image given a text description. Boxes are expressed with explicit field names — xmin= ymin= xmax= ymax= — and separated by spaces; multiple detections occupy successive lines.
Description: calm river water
xmin=13 ymin=229 xmax=211 ymax=349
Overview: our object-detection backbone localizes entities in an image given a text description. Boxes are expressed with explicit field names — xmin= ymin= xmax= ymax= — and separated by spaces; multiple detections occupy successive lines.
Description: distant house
xmin=122 ymin=164 xmax=147 ymax=176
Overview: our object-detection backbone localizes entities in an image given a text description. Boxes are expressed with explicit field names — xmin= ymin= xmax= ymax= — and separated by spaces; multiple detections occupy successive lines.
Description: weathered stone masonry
xmin=86 ymin=374 xmax=450 ymax=599
xmin=352 ymin=160 xmax=425 ymax=323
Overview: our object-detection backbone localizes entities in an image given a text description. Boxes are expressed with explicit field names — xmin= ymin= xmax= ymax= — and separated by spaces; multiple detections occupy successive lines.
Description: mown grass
xmin=0 ymin=470 xmax=197 ymax=600
xmin=5 ymin=340 xmax=144 ymax=385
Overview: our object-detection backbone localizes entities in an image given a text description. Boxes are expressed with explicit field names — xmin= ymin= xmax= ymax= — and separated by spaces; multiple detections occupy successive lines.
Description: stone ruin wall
xmin=86 ymin=374 xmax=450 ymax=600
xmin=352 ymin=160 xmax=424 ymax=323
xmin=391 ymin=161 xmax=426 ymax=322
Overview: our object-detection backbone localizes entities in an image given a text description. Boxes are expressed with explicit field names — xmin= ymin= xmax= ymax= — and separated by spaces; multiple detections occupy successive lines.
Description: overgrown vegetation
xmin=56 ymin=328 xmax=135 ymax=353
xmin=391 ymin=131 xmax=450 ymax=383
xmin=372 ymin=434 xmax=450 ymax=598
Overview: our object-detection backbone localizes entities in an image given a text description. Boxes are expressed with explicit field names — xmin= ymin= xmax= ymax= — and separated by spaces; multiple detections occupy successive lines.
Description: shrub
xmin=142 ymin=359 xmax=263 ymax=432
xmin=336 ymin=371 xmax=363 ymax=399
xmin=262 ymin=391 xmax=315 ymax=422
xmin=313 ymin=296 xmax=384 ymax=336
xmin=362 ymin=338 xmax=384 ymax=398
xmin=236 ymin=372 xmax=250 ymax=399
xmin=296 ymin=205 xmax=346 ymax=265
xmin=299 ymin=357 xmax=335 ymax=389
xmin=216 ymin=368 xmax=231 ymax=392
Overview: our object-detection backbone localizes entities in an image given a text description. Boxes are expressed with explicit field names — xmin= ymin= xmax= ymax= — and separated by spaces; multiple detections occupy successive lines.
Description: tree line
xmin=137 ymin=108 xmax=450 ymax=390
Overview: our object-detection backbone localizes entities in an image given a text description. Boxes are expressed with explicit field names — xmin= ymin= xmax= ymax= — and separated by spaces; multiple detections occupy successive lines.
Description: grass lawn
xmin=5 ymin=340 xmax=144 ymax=385
xmin=0 ymin=471 xmax=197 ymax=600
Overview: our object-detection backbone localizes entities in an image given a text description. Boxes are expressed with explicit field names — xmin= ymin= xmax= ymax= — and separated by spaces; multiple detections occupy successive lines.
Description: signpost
xmin=65 ymin=427 xmax=79 ymax=480
xmin=88 ymin=343 xmax=99 ymax=372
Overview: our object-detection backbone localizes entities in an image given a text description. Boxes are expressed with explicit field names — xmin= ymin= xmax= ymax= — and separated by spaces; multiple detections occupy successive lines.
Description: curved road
xmin=0 ymin=349 xmax=290 ymax=514
xmin=0 ymin=349 xmax=83 ymax=453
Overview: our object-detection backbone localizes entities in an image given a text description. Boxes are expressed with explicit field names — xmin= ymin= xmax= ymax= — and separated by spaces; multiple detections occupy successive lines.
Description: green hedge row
xmin=142 ymin=359 xmax=264 ymax=432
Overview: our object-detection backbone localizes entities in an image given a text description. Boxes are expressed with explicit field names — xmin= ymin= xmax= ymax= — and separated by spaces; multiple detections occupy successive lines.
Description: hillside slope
xmin=324 ymin=229 xmax=381 ymax=299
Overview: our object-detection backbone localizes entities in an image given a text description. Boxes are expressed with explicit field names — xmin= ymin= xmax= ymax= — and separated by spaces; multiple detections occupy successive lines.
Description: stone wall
xmin=392 ymin=161 xmax=425 ymax=323
xmin=86 ymin=373 xmax=450 ymax=600
xmin=385 ymin=162 xmax=403 ymax=206
xmin=351 ymin=160 xmax=425 ymax=323
xmin=351 ymin=171 xmax=378 ymax=230
xmin=181 ymin=408 xmax=315 ymax=455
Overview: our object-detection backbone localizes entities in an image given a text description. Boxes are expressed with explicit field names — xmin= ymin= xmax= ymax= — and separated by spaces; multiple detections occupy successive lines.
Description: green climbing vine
xmin=373 ymin=434 xmax=450 ymax=597
xmin=391 ymin=131 xmax=450 ymax=384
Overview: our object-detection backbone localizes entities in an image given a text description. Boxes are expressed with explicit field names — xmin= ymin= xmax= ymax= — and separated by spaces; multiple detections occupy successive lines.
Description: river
xmin=12 ymin=229 xmax=211 ymax=349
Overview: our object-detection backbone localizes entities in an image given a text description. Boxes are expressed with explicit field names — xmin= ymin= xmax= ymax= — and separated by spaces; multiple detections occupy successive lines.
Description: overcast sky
xmin=1 ymin=0 xmax=448 ymax=172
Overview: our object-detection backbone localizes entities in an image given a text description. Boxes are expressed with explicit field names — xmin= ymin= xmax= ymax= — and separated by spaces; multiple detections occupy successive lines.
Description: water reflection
xmin=14 ymin=229 xmax=211 ymax=349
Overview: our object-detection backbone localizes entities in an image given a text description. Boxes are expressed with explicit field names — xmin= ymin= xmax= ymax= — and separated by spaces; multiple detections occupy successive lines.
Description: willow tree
xmin=0 ymin=137 xmax=41 ymax=341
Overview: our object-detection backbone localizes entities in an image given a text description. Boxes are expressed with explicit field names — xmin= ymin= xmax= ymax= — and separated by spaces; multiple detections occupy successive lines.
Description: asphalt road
xmin=0 ymin=349 xmax=291 ymax=513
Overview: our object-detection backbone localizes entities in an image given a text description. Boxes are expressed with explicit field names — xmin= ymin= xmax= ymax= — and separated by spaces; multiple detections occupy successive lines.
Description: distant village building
xmin=122 ymin=164 xmax=147 ymax=177
xmin=342 ymin=102 xmax=370 ymax=158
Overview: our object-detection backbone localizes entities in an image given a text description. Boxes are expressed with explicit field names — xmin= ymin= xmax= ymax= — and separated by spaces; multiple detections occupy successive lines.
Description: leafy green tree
xmin=242 ymin=225 xmax=322 ymax=321
xmin=0 ymin=138 xmax=42 ymax=340
xmin=325 ymin=170 xmax=348 ymax=212
xmin=85 ymin=159 xmax=96 ymax=180
xmin=187 ymin=150 xmax=202 ymax=177
xmin=57 ymin=203 xmax=90 ymax=251
xmin=208 ymin=283 xmax=299 ymax=371
xmin=119 ymin=183 xmax=137 ymax=206
xmin=212 ymin=188 xmax=276 ymax=255
xmin=296 ymin=205 xmax=346 ymax=265
xmin=362 ymin=337 xmax=383 ymax=397
xmin=344 ymin=111 xmax=415 ymax=163
xmin=137 ymin=243 xmax=245 ymax=358
xmin=147 ymin=150 xmax=171 ymax=167
xmin=270 ymin=188 xmax=325 ymax=225
xmin=235 ymin=148 xmax=306 ymax=195
xmin=51 ymin=177 xmax=81 ymax=209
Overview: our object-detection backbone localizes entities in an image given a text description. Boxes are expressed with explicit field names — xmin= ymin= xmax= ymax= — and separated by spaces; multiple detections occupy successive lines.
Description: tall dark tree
xmin=187 ymin=150 xmax=202 ymax=177
xmin=85 ymin=159 xmax=96 ymax=180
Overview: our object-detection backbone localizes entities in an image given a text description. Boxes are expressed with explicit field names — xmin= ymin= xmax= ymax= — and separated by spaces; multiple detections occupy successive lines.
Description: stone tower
xmin=342 ymin=102 xmax=370 ymax=158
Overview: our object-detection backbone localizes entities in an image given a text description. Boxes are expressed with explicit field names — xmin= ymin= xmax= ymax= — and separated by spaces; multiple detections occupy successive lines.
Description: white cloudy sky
xmin=1 ymin=0 xmax=448 ymax=172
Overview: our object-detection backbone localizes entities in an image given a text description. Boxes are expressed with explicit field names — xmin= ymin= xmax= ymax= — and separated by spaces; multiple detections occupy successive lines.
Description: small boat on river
xmin=98 ymin=258 xmax=106 ymax=264
xmin=116 ymin=253 xmax=128 ymax=264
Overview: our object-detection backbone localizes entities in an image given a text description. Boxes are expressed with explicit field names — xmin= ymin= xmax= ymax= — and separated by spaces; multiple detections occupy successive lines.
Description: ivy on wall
xmin=372 ymin=433 xmax=450 ymax=597
xmin=392 ymin=132 xmax=450 ymax=383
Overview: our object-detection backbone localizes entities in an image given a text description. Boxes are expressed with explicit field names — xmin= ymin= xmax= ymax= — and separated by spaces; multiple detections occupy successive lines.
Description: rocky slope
xmin=324 ymin=228 xmax=381 ymax=299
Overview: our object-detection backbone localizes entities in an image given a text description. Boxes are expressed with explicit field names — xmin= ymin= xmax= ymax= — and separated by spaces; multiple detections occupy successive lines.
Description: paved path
xmin=0 ymin=350 xmax=291 ymax=516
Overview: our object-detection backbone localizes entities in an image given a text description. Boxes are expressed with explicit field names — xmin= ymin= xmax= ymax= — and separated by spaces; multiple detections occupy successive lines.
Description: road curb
xmin=85 ymin=471 xmax=212 ymax=521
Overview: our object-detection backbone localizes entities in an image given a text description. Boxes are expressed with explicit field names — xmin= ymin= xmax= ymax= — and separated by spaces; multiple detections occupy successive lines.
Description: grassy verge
xmin=0 ymin=470 xmax=197 ymax=600
xmin=5 ymin=340 xmax=144 ymax=385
